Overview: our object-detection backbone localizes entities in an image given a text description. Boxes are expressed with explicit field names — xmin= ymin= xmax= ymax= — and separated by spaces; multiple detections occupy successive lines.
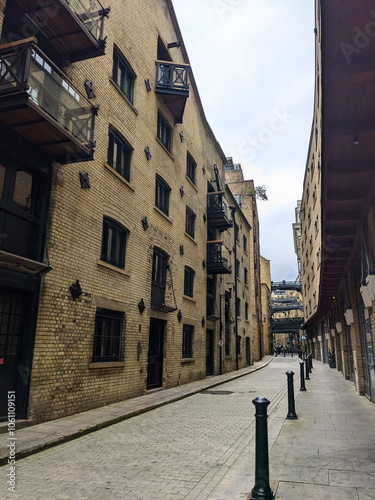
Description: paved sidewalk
xmin=0 ymin=356 xmax=273 ymax=466
xmin=272 ymin=359 xmax=375 ymax=499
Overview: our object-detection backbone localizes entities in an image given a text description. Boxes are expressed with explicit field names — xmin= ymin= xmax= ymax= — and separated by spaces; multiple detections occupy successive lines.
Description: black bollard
xmin=250 ymin=397 xmax=274 ymax=500
xmin=286 ymin=371 xmax=298 ymax=419
xmin=305 ymin=356 xmax=310 ymax=380
xmin=300 ymin=362 xmax=306 ymax=391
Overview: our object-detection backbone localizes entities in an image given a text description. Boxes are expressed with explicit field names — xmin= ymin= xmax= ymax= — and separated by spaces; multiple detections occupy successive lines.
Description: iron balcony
xmin=0 ymin=38 xmax=97 ymax=163
xmin=207 ymin=191 xmax=233 ymax=230
xmin=155 ymin=60 xmax=190 ymax=123
xmin=13 ymin=0 xmax=110 ymax=62
xmin=207 ymin=241 xmax=231 ymax=275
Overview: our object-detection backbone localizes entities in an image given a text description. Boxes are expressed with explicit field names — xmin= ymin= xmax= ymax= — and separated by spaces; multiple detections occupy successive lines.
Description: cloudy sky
xmin=173 ymin=0 xmax=315 ymax=282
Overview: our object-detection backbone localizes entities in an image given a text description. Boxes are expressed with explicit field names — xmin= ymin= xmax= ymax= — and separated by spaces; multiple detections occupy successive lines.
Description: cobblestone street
xmin=3 ymin=355 xmax=375 ymax=499
xmin=1 ymin=357 xmax=294 ymax=500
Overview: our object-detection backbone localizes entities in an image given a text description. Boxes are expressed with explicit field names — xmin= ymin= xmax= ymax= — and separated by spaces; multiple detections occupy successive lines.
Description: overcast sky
xmin=173 ymin=0 xmax=315 ymax=282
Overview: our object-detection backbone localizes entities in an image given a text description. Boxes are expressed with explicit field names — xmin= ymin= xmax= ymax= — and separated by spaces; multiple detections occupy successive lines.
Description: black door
xmin=246 ymin=337 xmax=251 ymax=365
xmin=147 ymin=318 xmax=164 ymax=389
xmin=0 ymin=289 xmax=32 ymax=420
xmin=206 ymin=329 xmax=214 ymax=375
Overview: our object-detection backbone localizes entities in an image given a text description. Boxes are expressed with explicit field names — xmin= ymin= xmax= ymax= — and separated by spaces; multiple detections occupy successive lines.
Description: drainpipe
xmin=230 ymin=206 xmax=239 ymax=370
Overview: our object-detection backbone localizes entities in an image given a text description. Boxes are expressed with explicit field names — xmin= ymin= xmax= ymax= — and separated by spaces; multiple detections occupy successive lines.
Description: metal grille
xmin=0 ymin=291 xmax=23 ymax=357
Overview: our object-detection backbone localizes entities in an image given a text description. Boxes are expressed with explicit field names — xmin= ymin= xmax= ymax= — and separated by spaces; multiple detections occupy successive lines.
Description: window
xmin=185 ymin=207 xmax=196 ymax=238
xmin=184 ymin=266 xmax=195 ymax=297
xmin=92 ymin=308 xmax=124 ymax=362
xmin=245 ymin=302 xmax=249 ymax=320
xmin=186 ymin=152 xmax=196 ymax=184
xmin=151 ymin=248 xmax=168 ymax=308
xmin=234 ymin=223 xmax=239 ymax=242
xmin=206 ymin=277 xmax=215 ymax=317
xmin=235 ymin=259 xmax=240 ymax=279
xmin=182 ymin=324 xmax=194 ymax=358
xmin=244 ymin=267 xmax=248 ymax=285
xmin=243 ymin=235 xmax=248 ymax=252
xmin=155 ymin=175 xmax=170 ymax=215
xmin=236 ymin=297 xmax=241 ymax=317
xmin=112 ymin=48 xmax=135 ymax=103
xmin=157 ymin=112 xmax=172 ymax=151
xmin=107 ymin=128 xmax=132 ymax=181
xmin=100 ymin=217 xmax=127 ymax=269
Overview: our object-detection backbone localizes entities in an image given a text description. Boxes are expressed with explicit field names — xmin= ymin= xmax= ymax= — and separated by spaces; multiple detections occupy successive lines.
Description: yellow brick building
xmin=0 ymin=0 xmax=264 ymax=423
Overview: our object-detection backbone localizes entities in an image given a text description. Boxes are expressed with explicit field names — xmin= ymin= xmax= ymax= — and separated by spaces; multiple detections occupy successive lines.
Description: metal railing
xmin=207 ymin=191 xmax=228 ymax=216
xmin=64 ymin=0 xmax=109 ymax=43
xmin=155 ymin=61 xmax=189 ymax=91
xmin=207 ymin=241 xmax=230 ymax=267
xmin=0 ymin=38 xmax=96 ymax=147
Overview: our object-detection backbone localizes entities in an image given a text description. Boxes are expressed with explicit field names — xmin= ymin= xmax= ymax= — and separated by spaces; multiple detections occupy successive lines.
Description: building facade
xmin=224 ymin=159 xmax=264 ymax=361
xmin=300 ymin=0 xmax=375 ymax=401
xmin=0 ymin=0 xmax=264 ymax=423
xmin=260 ymin=256 xmax=272 ymax=355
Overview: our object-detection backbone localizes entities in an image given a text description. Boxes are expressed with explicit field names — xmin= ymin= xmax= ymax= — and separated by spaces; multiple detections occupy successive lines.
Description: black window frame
xmin=112 ymin=48 xmax=135 ymax=103
xmin=100 ymin=217 xmax=127 ymax=269
xmin=185 ymin=206 xmax=196 ymax=238
xmin=157 ymin=112 xmax=172 ymax=151
xmin=245 ymin=302 xmax=249 ymax=320
xmin=107 ymin=127 xmax=132 ymax=181
xmin=151 ymin=248 xmax=168 ymax=308
xmin=184 ymin=266 xmax=195 ymax=297
xmin=236 ymin=297 xmax=241 ymax=317
xmin=92 ymin=308 xmax=124 ymax=363
xmin=186 ymin=152 xmax=196 ymax=184
xmin=182 ymin=324 xmax=194 ymax=358
xmin=244 ymin=267 xmax=248 ymax=285
xmin=155 ymin=175 xmax=170 ymax=216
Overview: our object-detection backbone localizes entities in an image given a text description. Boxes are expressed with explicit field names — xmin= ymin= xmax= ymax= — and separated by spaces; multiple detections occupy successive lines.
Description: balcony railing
xmin=207 ymin=191 xmax=233 ymax=230
xmin=0 ymin=38 xmax=97 ymax=162
xmin=207 ymin=241 xmax=231 ymax=275
xmin=155 ymin=61 xmax=190 ymax=123
xmin=14 ymin=0 xmax=110 ymax=61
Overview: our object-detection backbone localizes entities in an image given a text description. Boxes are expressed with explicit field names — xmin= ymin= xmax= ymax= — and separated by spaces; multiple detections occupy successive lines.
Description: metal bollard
xmin=300 ymin=362 xmax=306 ymax=391
xmin=286 ymin=371 xmax=298 ymax=419
xmin=250 ymin=397 xmax=274 ymax=500
xmin=305 ymin=356 xmax=310 ymax=380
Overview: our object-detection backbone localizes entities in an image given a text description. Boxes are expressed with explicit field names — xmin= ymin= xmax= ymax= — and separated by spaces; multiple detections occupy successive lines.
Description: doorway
xmin=206 ymin=329 xmax=214 ymax=375
xmin=147 ymin=318 xmax=164 ymax=390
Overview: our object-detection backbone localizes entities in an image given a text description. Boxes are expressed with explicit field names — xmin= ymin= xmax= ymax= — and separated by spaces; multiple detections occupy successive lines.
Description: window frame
xmin=182 ymin=324 xmax=194 ymax=358
xmin=107 ymin=128 xmax=132 ymax=181
xmin=112 ymin=48 xmax=135 ymax=103
xmin=155 ymin=175 xmax=171 ymax=216
xmin=185 ymin=206 xmax=196 ymax=238
xmin=184 ymin=266 xmax=195 ymax=297
xmin=92 ymin=308 xmax=124 ymax=363
xmin=100 ymin=217 xmax=127 ymax=269
xmin=186 ymin=152 xmax=196 ymax=184
xmin=157 ymin=112 xmax=172 ymax=151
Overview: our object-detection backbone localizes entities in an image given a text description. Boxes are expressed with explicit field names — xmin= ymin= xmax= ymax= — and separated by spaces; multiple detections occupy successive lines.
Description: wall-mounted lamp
xmin=353 ymin=135 xmax=359 ymax=145
xmin=144 ymin=79 xmax=151 ymax=92
xmin=138 ymin=298 xmax=146 ymax=314
xmin=144 ymin=146 xmax=152 ymax=160
xmin=201 ymin=317 xmax=205 ymax=327
xmin=69 ymin=280 xmax=82 ymax=301
xmin=179 ymin=131 xmax=184 ymax=142
xmin=79 ymin=172 xmax=90 ymax=189
xmin=141 ymin=217 xmax=149 ymax=230
xmin=177 ymin=309 xmax=182 ymax=322
xmin=202 ymin=260 xmax=206 ymax=269
xmin=84 ymin=80 xmax=96 ymax=98
xmin=179 ymin=186 xmax=185 ymax=197
xmin=179 ymin=245 xmax=184 ymax=255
